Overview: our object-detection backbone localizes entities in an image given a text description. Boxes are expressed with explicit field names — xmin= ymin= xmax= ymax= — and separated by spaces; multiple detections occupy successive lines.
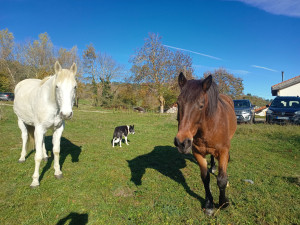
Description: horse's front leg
xmin=53 ymin=123 xmax=64 ymax=179
xmin=30 ymin=125 xmax=45 ymax=188
xmin=42 ymin=137 xmax=48 ymax=161
xmin=193 ymin=151 xmax=214 ymax=216
xmin=217 ymin=150 xmax=230 ymax=209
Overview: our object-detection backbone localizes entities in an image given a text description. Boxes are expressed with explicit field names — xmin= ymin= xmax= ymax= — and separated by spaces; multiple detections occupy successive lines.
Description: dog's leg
xmin=112 ymin=138 xmax=115 ymax=147
xmin=125 ymin=136 xmax=129 ymax=145
xmin=119 ymin=138 xmax=122 ymax=147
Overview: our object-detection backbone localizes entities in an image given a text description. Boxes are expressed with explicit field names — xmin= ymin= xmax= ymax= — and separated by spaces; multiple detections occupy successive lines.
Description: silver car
xmin=233 ymin=99 xmax=255 ymax=123
xmin=0 ymin=92 xmax=14 ymax=101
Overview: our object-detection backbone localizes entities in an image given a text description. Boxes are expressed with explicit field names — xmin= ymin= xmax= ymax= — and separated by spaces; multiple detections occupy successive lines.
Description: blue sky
xmin=1 ymin=0 xmax=299 ymax=100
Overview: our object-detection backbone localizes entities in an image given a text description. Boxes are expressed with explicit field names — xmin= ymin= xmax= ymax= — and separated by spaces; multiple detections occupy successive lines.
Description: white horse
xmin=13 ymin=61 xmax=77 ymax=188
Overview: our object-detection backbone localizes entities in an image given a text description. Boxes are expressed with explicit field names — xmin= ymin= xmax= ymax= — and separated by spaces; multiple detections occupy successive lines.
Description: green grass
xmin=0 ymin=104 xmax=299 ymax=224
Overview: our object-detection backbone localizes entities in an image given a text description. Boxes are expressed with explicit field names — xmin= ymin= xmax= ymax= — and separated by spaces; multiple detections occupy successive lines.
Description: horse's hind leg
xmin=217 ymin=151 xmax=230 ymax=209
xmin=18 ymin=119 xmax=28 ymax=163
xmin=210 ymin=155 xmax=216 ymax=174
xmin=53 ymin=123 xmax=64 ymax=179
xmin=193 ymin=151 xmax=214 ymax=216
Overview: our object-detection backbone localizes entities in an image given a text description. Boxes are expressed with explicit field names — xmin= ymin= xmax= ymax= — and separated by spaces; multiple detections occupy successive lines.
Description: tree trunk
xmin=159 ymin=95 xmax=165 ymax=113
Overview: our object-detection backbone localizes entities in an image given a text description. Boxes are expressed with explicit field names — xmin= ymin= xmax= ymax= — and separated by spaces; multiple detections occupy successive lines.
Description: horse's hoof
xmin=43 ymin=157 xmax=49 ymax=162
xmin=30 ymin=184 xmax=39 ymax=189
xmin=219 ymin=199 xmax=230 ymax=209
xmin=204 ymin=208 xmax=215 ymax=216
xmin=18 ymin=159 xmax=25 ymax=163
xmin=221 ymin=202 xmax=229 ymax=209
xmin=55 ymin=174 xmax=63 ymax=179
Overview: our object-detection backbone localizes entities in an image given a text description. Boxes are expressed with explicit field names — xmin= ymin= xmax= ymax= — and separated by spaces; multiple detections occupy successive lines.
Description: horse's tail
xmin=26 ymin=125 xmax=35 ymax=151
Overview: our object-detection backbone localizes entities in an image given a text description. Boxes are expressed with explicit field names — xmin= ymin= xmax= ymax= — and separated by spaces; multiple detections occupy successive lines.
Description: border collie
xmin=112 ymin=125 xmax=135 ymax=147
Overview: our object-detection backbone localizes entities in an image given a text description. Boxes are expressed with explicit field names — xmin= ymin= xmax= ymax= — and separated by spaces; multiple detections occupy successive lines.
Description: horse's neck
xmin=41 ymin=75 xmax=57 ymax=106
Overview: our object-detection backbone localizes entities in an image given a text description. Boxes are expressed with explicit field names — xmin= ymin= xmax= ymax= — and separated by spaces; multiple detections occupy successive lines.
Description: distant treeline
xmin=0 ymin=29 xmax=269 ymax=111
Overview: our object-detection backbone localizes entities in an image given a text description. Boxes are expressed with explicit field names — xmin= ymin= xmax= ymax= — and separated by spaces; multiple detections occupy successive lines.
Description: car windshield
xmin=271 ymin=98 xmax=300 ymax=108
xmin=234 ymin=100 xmax=250 ymax=108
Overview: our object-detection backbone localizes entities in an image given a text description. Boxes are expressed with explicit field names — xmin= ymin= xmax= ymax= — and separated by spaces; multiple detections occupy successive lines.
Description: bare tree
xmin=82 ymin=44 xmax=124 ymax=106
xmin=82 ymin=44 xmax=98 ymax=106
xmin=0 ymin=28 xmax=17 ymax=90
xmin=22 ymin=32 xmax=55 ymax=79
xmin=204 ymin=68 xmax=244 ymax=98
xmin=130 ymin=33 xmax=194 ymax=113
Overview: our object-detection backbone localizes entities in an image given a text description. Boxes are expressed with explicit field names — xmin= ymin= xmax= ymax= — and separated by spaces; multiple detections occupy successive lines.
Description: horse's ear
xmin=202 ymin=75 xmax=212 ymax=92
xmin=70 ymin=63 xmax=77 ymax=75
xmin=54 ymin=61 xmax=62 ymax=74
xmin=178 ymin=72 xmax=187 ymax=89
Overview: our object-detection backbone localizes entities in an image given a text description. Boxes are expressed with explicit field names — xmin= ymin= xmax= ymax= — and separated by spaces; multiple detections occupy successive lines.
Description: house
xmin=254 ymin=105 xmax=269 ymax=116
xmin=271 ymin=75 xmax=300 ymax=96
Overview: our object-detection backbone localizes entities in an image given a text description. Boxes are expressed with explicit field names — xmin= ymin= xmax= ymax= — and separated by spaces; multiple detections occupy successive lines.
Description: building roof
xmin=272 ymin=75 xmax=300 ymax=91
xmin=271 ymin=75 xmax=300 ymax=96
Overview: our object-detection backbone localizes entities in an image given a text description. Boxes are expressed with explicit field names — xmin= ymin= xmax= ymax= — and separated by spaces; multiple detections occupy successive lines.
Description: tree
xmin=82 ymin=44 xmax=124 ymax=107
xmin=97 ymin=53 xmax=123 ymax=107
xmin=130 ymin=33 xmax=193 ymax=113
xmin=0 ymin=28 xmax=16 ymax=90
xmin=204 ymin=68 xmax=244 ymax=98
xmin=82 ymin=44 xmax=98 ymax=106
xmin=22 ymin=32 xmax=55 ymax=79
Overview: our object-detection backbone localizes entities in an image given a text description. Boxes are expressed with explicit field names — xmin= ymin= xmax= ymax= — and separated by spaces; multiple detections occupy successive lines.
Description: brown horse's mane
xmin=180 ymin=79 xmax=224 ymax=117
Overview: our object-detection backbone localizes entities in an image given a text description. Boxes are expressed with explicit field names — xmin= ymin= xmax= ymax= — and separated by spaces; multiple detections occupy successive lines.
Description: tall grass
xmin=0 ymin=104 xmax=299 ymax=224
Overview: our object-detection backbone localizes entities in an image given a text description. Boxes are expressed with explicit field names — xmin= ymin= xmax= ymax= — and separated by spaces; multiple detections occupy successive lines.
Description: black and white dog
xmin=112 ymin=125 xmax=135 ymax=147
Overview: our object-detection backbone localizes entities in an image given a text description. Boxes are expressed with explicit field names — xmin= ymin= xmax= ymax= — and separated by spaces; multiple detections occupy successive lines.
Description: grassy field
xmin=0 ymin=103 xmax=299 ymax=224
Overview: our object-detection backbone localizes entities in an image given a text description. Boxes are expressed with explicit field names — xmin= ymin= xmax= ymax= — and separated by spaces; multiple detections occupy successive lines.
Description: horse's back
xmin=14 ymin=79 xmax=42 ymax=125
xmin=219 ymin=94 xmax=236 ymax=139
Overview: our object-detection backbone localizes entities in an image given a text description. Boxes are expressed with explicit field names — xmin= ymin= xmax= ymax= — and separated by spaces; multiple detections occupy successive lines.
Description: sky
xmin=1 ymin=0 xmax=299 ymax=100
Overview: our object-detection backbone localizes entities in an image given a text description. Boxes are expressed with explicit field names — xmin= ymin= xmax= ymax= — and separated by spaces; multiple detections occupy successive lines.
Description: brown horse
xmin=174 ymin=72 xmax=236 ymax=216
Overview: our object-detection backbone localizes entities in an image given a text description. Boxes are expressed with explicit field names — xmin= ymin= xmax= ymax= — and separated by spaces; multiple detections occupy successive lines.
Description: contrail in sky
xmin=163 ymin=44 xmax=222 ymax=60
xmin=251 ymin=65 xmax=278 ymax=72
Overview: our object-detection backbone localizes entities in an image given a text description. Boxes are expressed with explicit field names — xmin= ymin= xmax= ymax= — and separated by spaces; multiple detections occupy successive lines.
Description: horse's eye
xmin=199 ymin=104 xmax=204 ymax=109
xmin=55 ymin=85 xmax=58 ymax=89
xmin=74 ymin=86 xmax=77 ymax=89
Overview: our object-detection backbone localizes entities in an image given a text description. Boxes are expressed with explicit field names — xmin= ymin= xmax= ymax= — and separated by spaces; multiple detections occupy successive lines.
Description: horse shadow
xmin=127 ymin=145 xmax=205 ymax=205
xmin=38 ymin=136 xmax=82 ymax=182
xmin=56 ymin=212 xmax=88 ymax=225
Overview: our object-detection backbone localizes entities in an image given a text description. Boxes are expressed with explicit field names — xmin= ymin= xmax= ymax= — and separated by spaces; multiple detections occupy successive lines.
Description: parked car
xmin=233 ymin=99 xmax=255 ymax=123
xmin=0 ymin=92 xmax=14 ymax=101
xmin=266 ymin=96 xmax=300 ymax=124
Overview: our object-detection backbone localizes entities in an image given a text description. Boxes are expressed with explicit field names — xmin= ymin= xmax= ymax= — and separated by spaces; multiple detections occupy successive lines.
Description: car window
xmin=234 ymin=101 xmax=250 ymax=108
xmin=271 ymin=98 xmax=300 ymax=108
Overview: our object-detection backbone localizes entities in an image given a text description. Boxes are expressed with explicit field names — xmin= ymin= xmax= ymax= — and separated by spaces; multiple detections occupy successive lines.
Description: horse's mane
xmin=180 ymin=79 xmax=221 ymax=117
xmin=40 ymin=76 xmax=51 ymax=86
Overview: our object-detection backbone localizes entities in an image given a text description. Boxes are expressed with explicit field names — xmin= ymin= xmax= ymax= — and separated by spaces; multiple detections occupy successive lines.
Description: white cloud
xmin=194 ymin=64 xmax=250 ymax=76
xmin=163 ymin=45 xmax=222 ymax=60
xmin=230 ymin=69 xmax=250 ymax=75
xmin=234 ymin=0 xmax=300 ymax=17
xmin=251 ymin=65 xmax=278 ymax=72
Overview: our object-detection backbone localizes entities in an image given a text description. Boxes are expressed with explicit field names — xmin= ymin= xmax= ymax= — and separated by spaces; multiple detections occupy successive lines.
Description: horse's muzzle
xmin=60 ymin=111 xmax=73 ymax=120
xmin=174 ymin=137 xmax=192 ymax=154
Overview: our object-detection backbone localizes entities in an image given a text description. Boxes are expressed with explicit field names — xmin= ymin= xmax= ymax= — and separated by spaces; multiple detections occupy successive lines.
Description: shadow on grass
xmin=56 ymin=212 xmax=88 ymax=225
xmin=127 ymin=145 xmax=205 ymax=205
xmin=278 ymin=176 xmax=300 ymax=186
xmin=38 ymin=136 xmax=82 ymax=182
